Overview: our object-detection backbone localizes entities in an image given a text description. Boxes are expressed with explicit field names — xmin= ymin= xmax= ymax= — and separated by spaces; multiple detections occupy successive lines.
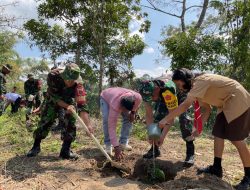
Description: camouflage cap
xmin=61 ymin=63 xmax=80 ymax=81
xmin=138 ymin=80 xmax=155 ymax=102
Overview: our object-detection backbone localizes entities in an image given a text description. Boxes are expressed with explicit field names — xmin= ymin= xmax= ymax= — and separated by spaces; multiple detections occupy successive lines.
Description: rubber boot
xmin=59 ymin=141 xmax=79 ymax=160
xmin=27 ymin=138 xmax=41 ymax=157
xmin=143 ymin=145 xmax=161 ymax=159
xmin=184 ymin=141 xmax=195 ymax=166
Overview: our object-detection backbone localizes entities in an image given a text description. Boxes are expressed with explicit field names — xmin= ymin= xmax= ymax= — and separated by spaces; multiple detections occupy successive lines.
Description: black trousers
xmin=11 ymin=97 xmax=21 ymax=113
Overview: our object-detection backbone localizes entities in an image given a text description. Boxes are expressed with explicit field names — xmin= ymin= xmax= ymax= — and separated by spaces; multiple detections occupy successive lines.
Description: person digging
xmin=159 ymin=68 xmax=250 ymax=190
xmin=27 ymin=63 xmax=93 ymax=160
xmin=100 ymin=87 xmax=142 ymax=161
xmin=137 ymin=79 xmax=197 ymax=166
xmin=24 ymin=73 xmax=43 ymax=127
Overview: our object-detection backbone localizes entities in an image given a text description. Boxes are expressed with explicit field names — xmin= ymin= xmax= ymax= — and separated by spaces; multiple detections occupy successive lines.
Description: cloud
xmin=129 ymin=18 xmax=145 ymax=39
xmin=1 ymin=0 xmax=38 ymax=28
xmin=144 ymin=47 xmax=155 ymax=54
xmin=134 ymin=66 xmax=172 ymax=79
xmin=1 ymin=0 xmax=66 ymax=32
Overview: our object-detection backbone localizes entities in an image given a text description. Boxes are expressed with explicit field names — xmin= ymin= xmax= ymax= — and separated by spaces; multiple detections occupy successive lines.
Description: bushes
xmin=86 ymin=92 xmax=100 ymax=117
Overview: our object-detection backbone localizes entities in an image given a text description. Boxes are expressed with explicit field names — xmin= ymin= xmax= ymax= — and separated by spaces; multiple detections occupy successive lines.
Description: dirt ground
xmin=0 ymin=129 xmax=248 ymax=190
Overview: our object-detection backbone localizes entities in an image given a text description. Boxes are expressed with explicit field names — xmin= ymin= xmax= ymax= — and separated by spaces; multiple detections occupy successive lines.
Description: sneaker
xmin=184 ymin=154 xmax=195 ymax=166
xmin=197 ymin=165 xmax=223 ymax=178
xmin=104 ymin=145 xmax=112 ymax=155
xmin=120 ymin=144 xmax=132 ymax=151
xmin=234 ymin=176 xmax=250 ymax=190
xmin=143 ymin=146 xmax=161 ymax=159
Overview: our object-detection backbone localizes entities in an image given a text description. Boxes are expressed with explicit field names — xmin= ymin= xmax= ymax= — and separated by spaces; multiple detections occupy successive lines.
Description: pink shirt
xmin=101 ymin=87 xmax=142 ymax=147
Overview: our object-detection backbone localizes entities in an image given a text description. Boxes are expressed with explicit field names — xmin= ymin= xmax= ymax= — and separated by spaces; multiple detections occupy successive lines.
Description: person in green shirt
xmin=137 ymin=79 xmax=196 ymax=165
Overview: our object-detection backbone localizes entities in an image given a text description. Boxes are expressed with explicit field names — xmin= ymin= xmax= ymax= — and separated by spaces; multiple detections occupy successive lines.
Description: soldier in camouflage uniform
xmin=177 ymin=90 xmax=196 ymax=165
xmin=138 ymin=79 xmax=195 ymax=165
xmin=24 ymin=74 xmax=43 ymax=122
xmin=0 ymin=64 xmax=12 ymax=115
xmin=27 ymin=63 xmax=93 ymax=160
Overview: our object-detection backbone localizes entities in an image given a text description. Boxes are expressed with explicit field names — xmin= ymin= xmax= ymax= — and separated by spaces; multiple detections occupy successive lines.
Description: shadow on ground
xmin=3 ymin=155 xmax=88 ymax=182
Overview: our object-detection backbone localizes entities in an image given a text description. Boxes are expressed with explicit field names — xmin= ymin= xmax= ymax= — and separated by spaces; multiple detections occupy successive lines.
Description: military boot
xmin=59 ymin=141 xmax=79 ymax=160
xmin=27 ymin=138 xmax=41 ymax=157
xmin=184 ymin=141 xmax=195 ymax=166
xmin=143 ymin=145 xmax=161 ymax=159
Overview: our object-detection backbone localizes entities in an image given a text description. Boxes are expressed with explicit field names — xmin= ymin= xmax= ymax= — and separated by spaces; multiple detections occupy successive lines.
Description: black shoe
xmin=27 ymin=146 xmax=41 ymax=157
xmin=59 ymin=150 xmax=79 ymax=160
xmin=234 ymin=176 xmax=250 ymax=190
xmin=59 ymin=141 xmax=79 ymax=160
xmin=197 ymin=165 xmax=223 ymax=178
xmin=184 ymin=154 xmax=195 ymax=166
xmin=143 ymin=146 xmax=161 ymax=159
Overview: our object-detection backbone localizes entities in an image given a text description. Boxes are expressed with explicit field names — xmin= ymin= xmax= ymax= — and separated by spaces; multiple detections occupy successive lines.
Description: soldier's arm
xmin=159 ymin=96 xmax=195 ymax=129
xmin=75 ymin=83 xmax=93 ymax=135
xmin=79 ymin=111 xmax=94 ymax=135
xmin=144 ymin=102 xmax=153 ymax=125
xmin=57 ymin=100 xmax=71 ymax=109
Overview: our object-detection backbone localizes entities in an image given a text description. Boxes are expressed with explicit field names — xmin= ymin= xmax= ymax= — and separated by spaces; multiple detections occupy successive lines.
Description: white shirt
xmin=4 ymin=93 xmax=21 ymax=102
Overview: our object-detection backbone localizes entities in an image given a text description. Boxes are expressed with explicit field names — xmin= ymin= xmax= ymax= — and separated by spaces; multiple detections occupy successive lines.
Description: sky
xmin=3 ymin=0 xmax=200 ymax=78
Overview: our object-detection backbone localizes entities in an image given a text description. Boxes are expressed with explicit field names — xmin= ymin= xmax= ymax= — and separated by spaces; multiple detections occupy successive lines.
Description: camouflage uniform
xmin=27 ymin=64 xmax=89 ymax=159
xmin=24 ymin=75 xmax=43 ymax=119
xmin=0 ymin=72 xmax=7 ymax=115
xmin=0 ymin=64 xmax=12 ymax=115
xmin=33 ymin=69 xmax=89 ymax=142
xmin=177 ymin=90 xmax=193 ymax=140
xmin=138 ymin=80 xmax=195 ymax=162
xmin=139 ymin=80 xmax=178 ymax=123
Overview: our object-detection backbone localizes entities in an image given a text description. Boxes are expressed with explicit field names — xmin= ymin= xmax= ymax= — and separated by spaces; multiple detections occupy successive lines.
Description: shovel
xmin=72 ymin=110 xmax=131 ymax=174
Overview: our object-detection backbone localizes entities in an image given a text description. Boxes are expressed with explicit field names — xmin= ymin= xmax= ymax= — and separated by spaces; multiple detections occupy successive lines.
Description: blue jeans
xmin=100 ymin=97 xmax=132 ymax=146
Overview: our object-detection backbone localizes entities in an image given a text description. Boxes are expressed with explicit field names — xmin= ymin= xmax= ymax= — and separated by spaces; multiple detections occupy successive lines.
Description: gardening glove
xmin=114 ymin=146 xmax=124 ymax=161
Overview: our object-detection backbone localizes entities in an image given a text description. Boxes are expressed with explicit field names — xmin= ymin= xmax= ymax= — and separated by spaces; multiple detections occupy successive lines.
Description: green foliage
xmin=24 ymin=20 xmax=67 ymax=60
xmin=0 ymin=31 xmax=19 ymax=65
xmin=24 ymin=0 xmax=150 ymax=89
xmin=86 ymin=91 xmax=100 ymax=117
xmin=20 ymin=58 xmax=50 ymax=79
xmin=0 ymin=110 xmax=33 ymax=155
xmin=214 ymin=0 xmax=250 ymax=90
xmin=132 ymin=122 xmax=147 ymax=141
xmin=161 ymin=29 xmax=227 ymax=71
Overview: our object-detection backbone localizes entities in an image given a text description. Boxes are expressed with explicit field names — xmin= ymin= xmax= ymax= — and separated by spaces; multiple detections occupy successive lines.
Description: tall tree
xmin=24 ymin=0 xmax=150 ymax=96
xmin=142 ymin=0 xmax=210 ymax=32
xmin=211 ymin=0 xmax=250 ymax=89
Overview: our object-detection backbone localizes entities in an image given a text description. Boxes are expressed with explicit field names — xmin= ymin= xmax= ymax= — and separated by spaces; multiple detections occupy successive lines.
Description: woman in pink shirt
xmin=100 ymin=87 xmax=142 ymax=160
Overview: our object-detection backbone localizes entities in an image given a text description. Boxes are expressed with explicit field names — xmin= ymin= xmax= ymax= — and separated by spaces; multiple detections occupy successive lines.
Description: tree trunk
xmin=98 ymin=0 xmax=105 ymax=114
xmin=75 ymin=25 xmax=82 ymax=65
xmin=180 ymin=0 xmax=186 ymax=32
xmin=195 ymin=0 xmax=209 ymax=29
